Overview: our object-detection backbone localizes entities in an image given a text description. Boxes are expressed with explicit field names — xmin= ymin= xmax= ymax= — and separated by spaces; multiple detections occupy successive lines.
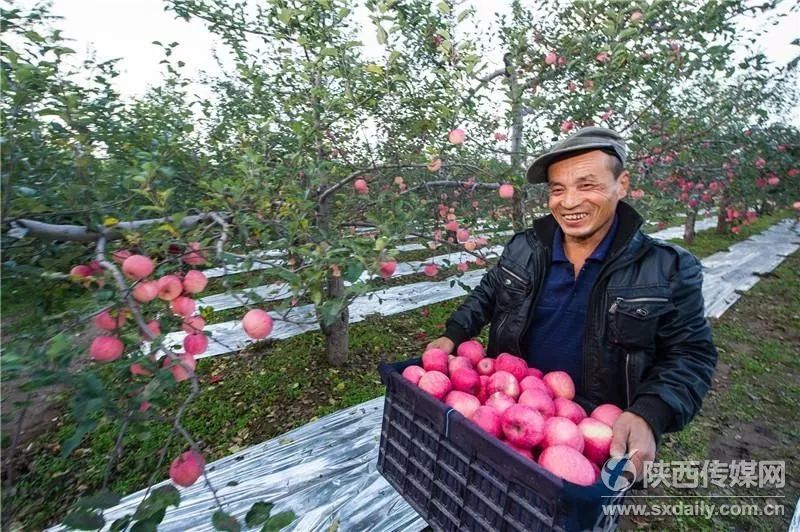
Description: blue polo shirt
xmin=524 ymin=216 xmax=619 ymax=385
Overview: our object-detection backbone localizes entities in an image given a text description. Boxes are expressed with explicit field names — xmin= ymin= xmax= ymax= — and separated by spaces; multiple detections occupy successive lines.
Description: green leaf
xmin=364 ymin=63 xmax=384 ymax=75
xmin=60 ymin=421 xmax=96 ymax=458
xmin=343 ymin=262 xmax=364 ymax=283
xmin=150 ymin=484 xmax=181 ymax=508
xmin=77 ymin=489 xmax=122 ymax=509
xmin=261 ymin=511 xmax=297 ymax=531
xmin=132 ymin=485 xmax=180 ymax=521
xmin=130 ymin=516 xmax=160 ymax=532
xmin=110 ymin=515 xmax=132 ymax=532
xmin=376 ymin=25 xmax=388 ymax=45
xmin=437 ymin=1 xmax=450 ymax=14
xmin=278 ymin=8 xmax=294 ymax=24
xmin=374 ymin=236 xmax=389 ymax=251
xmin=212 ymin=510 xmax=241 ymax=531
xmin=245 ymin=502 xmax=274 ymax=527
xmin=618 ymin=27 xmax=639 ymax=41
xmin=62 ymin=509 xmax=105 ymax=530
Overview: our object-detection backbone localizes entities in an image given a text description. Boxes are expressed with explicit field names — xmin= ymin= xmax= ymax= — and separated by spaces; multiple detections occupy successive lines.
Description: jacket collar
xmin=530 ymin=201 xmax=644 ymax=258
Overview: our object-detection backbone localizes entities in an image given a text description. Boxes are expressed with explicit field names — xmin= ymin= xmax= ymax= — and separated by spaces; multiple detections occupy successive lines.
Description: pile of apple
xmin=402 ymin=340 xmax=623 ymax=487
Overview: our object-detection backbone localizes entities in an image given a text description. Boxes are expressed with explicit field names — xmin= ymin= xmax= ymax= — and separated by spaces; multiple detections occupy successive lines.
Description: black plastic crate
xmin=377 ymin=358 xmax=625 ymax=532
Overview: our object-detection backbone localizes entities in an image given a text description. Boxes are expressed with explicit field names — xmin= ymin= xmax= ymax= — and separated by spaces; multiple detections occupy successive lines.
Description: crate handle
xmin=444 ymin=408 xmax=456 ymax=438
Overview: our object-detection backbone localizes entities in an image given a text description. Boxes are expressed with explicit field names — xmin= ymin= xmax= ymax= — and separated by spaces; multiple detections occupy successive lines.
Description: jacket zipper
xmin=609 ymin=296 xmax=669 ymax=314
xmin=496 ymin=313 xmax=510 ymax=334
xmin=499 ymin=265 xmax=527 ymax=285
xmin=517 ymin=231 xmax=548 ymax=356
xmin=624 ymin=351 xmax=631 ymax=408
xmin=581 ymin=240 xmax=653 ymax=399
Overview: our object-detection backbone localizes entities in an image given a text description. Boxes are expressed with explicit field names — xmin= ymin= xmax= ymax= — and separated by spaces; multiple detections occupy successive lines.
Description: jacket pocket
xmin=607 ymin=291 xmax=675 ymax=350
xmin=496 ymin=260 xmax=530 ymax=311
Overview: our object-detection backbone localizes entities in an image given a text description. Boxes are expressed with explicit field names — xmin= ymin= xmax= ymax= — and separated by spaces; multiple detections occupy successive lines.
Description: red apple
xmin=242 ymin=309 xmax=274 ymax=339
xmin=448 ymin=356 xmax=473 ymax=375
xmin=181 ymin=315 xmax=206 ymax=334
xmin=166 ymin=353 xmax=196 ymax=382
xmin=448 ymin=128 xmax=465 ymax=145
xmin=182 ymin=270 xmax=208 ymax=294
xmin=520 ymin=375 xmax=552 ymax=397
xmin=485 ymin=391 xmax=515 ymax=416
xmin=501 ymin=405 xmax=545 ymax=449
xmin=554 ymin=398 xmax=587 ymax=425
xmin=476 ymin=357 xmax=495 ymax=376
xmin=488 ymin=371 xmax=520 ymax=399
xmin=169 ymin=449 xmax=205 ymax=487
xmin=133 ymin=280 xmax=159 ymax=303
xmin=527 ymin=367 xmax=544 ymax=379
xmin=418 ymin=371 xmax=452 ymax=400
xmin=542 ymin=416 xmax=584 ymax=452
xmin=354 ymin=178 xmax=368 ymax=194
xmin=590 ymin=461 xmax=601 ymax=482
xmin=70 ymin=264 xmax=93 ymax=278
xmin=543 ymin=371 xmax=575 ymax=400
xmin=450 ymin=367 xmax=481 ymax=395
xmin=422 ymin=348 xmax=449 ymax=373
xmin=122 ymin=255 xmax=154 ymax=280
xmin=130 ymin=361 xmax=153 ymax=376
xmin=379 ymin=261 xmax=397 ymax=279
xmin=94 ymin=309 xmax=126 ymax=331
xmin=402 ymin=365 xmax=426 ymax=385
xmin=90 ymin=336 xmax=124 ymax=362
xmin=498 ymin=184 xmax=514 ymax=199
xmin=157 ymin=275 xmax=183 ymax=301
xmin=140 ymin=320 xmax=160 ymax=340
xmin=112 ymin=249 xmax=132 ymax=264
xmin=476 ymin=375 xmax=490 ymax=403
xmin=183 ymin=333 xmax=208 ymax=356
xmin=471 ymin=405 xmax=501 ymax=437
xmin=183 ymin=242 xmax=206 ymax=266
xmin=518 ymin=389 xmax=555 ymax=417
xmin=445 ymin=390 xmax=481 ymax=419
xmin=496 ymin=353 xmax=528 ymax=382
xmin=538 ymin=445 xmax=596 ymax=486
xmin=505 ymin=441 xmax=534 ymax=460
xmin=170 ymin=296 xmax=196 ymax=318
xmin=456 ymin=340 xmax=485 ymax=365
xmin=578 ymin=418 xmax=613 ymax=464
xmin=591 ymin=403 xmax=623 ymax=427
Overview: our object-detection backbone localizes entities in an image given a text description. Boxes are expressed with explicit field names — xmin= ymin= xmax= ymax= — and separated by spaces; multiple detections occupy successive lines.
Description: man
xmin=426 ymin=127 xmax=717 ymax=476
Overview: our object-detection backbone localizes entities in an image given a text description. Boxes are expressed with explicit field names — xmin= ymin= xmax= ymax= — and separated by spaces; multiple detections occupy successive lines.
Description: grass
xmin=2 ymin=215 xmax=796 ymax=529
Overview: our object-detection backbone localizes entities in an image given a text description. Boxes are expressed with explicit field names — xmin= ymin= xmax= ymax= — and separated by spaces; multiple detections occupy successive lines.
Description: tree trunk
xmin=316 ymin=185 xmax=349 ymax=366
xmin=321 ymin=275 xmax=349 ymax=366
xmin=683 ymin=209 xmax=697 ymax=244
xmin=716 ymin=201 xmax=729 ymax=234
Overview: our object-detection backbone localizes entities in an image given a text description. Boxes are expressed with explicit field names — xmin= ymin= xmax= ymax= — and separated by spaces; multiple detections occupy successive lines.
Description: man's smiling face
xmin=547 ymin=149 xmax=629 ymax=243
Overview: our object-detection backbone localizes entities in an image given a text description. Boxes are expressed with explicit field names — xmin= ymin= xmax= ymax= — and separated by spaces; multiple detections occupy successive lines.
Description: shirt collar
xmin=552 ymin=214 xmax=619 ymax=264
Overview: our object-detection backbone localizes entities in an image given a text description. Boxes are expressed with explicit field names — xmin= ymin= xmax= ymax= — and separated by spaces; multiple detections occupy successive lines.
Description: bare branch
xmin=10 ymin=212 xmax=227 ymax=242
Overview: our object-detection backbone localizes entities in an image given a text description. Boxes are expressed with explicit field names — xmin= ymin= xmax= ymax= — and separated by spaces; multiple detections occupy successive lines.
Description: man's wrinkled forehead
xmin=546 ymin=150 xmax=617 ymax=183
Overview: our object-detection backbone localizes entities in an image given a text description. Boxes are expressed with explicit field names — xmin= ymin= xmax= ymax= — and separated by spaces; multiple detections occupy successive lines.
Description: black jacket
xmin=444 ymin=202 xmax=718 ymax=441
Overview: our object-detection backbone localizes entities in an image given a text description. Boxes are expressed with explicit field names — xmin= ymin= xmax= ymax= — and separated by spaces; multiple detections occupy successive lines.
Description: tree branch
xmin=10 ymin=212 xmax=228 ymax=242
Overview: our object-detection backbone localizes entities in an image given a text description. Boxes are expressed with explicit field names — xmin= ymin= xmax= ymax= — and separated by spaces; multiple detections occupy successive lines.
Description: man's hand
xmin=426 ymin=336 xmax=455 ymax=354
xmin=610 ymin=412 xmax=656 ymax=480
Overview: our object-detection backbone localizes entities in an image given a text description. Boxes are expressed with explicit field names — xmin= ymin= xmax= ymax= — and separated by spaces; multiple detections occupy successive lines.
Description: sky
xmin=9 ymin=0 xmax=800 ymax=123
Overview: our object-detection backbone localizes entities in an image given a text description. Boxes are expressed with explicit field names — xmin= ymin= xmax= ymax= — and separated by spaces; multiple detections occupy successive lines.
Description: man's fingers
xmin=609 ymin=422 xmax=630 ymax=457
